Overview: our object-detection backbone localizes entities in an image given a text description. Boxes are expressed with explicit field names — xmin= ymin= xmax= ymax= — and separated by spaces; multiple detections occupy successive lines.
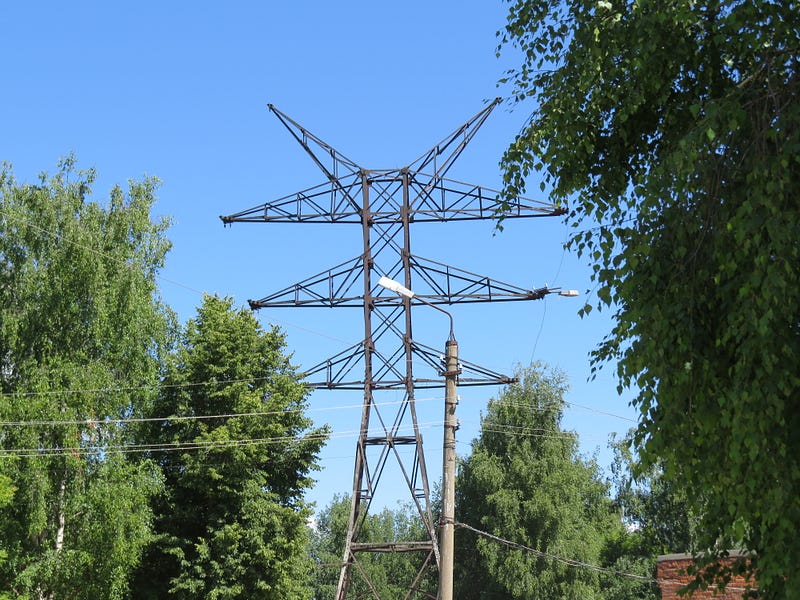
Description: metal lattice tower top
xmin=220 ymin=100 xmax=565 ymax=599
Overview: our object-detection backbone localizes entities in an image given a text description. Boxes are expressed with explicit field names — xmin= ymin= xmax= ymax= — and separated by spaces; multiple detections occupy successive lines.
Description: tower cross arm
xmin=404 ymin=173 xmax=566 ymax=222
xmin=379 ymin=255 xmax=558 ymax=304
xmin=247 ymin=256 xmax=366 ymax=308
xmin=407 ymin=98 xmax=501 ymax=178
xmin=220 ymin=174 xmax=364 ymax=224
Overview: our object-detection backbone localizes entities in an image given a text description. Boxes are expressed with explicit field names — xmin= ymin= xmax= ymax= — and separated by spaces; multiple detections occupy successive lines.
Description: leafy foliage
xmin=133 ymin=295 xmax=328 ymax=599
xmin=610 ymin=433 xmax=698 ymax=558
xmin=455 ymin=364 xmax=624 ymax=599
xmin=311 ymin=495 xmax=437 ymax=599
xmin=0 ymin=158 xmax=172 ymax=598
xmin=498 ymin=1 xmax=799 ymax=596
xmin=600 ymin=433 xmax=704 ymax=600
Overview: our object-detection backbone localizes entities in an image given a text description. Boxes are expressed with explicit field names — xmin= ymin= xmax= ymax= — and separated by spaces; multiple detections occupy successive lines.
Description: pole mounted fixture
xmin=378 ymin=276 xmax=455 ymax=341
xmin=221 ymin=101 xmax=569 ymax=599
xmin=379 ymin=275 xmax=458 ymax=598
xmin=377 ymin=275 xmax=415 ymax=299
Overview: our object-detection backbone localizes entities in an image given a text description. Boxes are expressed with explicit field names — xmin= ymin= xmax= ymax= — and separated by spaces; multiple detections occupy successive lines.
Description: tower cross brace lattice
xmin=220 ymin=99 xmax=566 ymax=599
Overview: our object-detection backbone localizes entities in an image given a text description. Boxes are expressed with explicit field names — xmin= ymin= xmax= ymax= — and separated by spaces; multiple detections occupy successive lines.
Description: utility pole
xmin=376 ymin=276 xmax=460 ymax=599
xmin=440 ymin=337 xmax=459 ymax=600
xmin=221 ymin=101 xmax=568 ymax=598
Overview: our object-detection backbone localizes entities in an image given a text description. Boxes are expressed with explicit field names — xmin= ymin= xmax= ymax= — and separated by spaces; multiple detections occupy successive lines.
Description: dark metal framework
xmin=221 ymin=100 xmax=565 ymax=599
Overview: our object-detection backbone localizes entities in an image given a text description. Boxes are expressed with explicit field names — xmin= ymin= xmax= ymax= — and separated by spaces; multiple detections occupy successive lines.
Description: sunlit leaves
xmin=134 ymin=296 xmax=328 ymax=599
xmin=310 ymin=495 xmax=437 ymax=599
xmin=497 ymin=1 xmax=800 ymax=597
xmin=455 ymin=364 xmax=623 ymax=599
xmin=0 ymin=158 xmax=173 ymax=598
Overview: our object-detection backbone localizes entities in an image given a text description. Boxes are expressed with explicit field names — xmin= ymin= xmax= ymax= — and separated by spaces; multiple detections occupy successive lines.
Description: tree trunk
xmin=41 ymin=476 xmax=68 ymax=600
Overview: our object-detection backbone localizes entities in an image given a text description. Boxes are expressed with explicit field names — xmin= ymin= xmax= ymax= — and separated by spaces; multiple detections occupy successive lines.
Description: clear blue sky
xmin=2 ymin=1 xmax=637 ymax=511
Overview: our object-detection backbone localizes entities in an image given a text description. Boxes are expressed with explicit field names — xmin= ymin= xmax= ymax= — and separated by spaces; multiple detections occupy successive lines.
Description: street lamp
xmin=377 ymin=276 xmax=455 ymax=340
xmin=377 ymin=276 xmax=458 ymax=600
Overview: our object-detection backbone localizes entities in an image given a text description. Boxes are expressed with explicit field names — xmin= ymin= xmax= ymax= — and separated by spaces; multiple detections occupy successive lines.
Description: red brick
xmin=657 ymin=553 xmax=753 ymax=599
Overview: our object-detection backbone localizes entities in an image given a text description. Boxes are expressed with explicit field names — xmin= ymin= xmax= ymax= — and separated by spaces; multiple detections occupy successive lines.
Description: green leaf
xmin=496 ymin=2 xmax=800 ymax=595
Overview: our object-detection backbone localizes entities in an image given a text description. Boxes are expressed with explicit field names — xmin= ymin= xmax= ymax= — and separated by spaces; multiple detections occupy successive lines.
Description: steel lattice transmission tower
xmin=221 ymin=100 xmax=565 ymax=599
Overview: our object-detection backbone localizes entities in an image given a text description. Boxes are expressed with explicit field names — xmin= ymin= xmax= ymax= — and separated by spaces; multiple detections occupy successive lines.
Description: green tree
xmin=0 ymin=474 xmax=14 ymax=600
xmin=311 ymin=495 xmax=437 ymax=599
xmin=455 ymin=364 xmax=623 ymax=599
xmin=133 ymin=295 xmax=328 ymax=599
xmin=498 ymin=1 xmax=799 ymax=596
xmin=0 ymin=158 xmax=173 ymax=598
xmin=610 ymin=433 xmax=698 ymax=558
xmin=601 ymin=433 xmax=702 ymax=600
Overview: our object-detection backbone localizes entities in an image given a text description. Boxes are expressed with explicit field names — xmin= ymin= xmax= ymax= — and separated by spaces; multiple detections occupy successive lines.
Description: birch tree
xmin=0 ymin=158 xmax=172 ymax=598
xmin=498 ymin=1 xmax=799 ymax=595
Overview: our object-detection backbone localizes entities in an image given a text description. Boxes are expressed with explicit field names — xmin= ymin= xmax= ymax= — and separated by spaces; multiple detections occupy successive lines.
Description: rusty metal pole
xmin=440 ymin=336 xmax=458 ymax=600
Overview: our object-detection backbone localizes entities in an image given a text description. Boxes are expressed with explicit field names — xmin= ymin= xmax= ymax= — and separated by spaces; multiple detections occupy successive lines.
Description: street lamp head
xmin=377 ymin=275 xmax=455 ymax=341
xmin=558 ymin=289 xmax=580 ymax=297
xmin=377 ymin=276 xmax=415 ymax=299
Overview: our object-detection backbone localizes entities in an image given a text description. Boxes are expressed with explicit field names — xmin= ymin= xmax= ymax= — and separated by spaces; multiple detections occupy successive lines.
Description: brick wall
xmin=657 ymin=553 xmax=752 ymax=599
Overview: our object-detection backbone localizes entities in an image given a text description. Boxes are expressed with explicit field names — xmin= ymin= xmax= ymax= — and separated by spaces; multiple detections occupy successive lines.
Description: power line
xmin=0 ymin=417 xmax=609 ymax=460
xmin=0 ymin=206 xmax=356 ymax=346
xmin=0 ymin=420 xmax=447 ymax=460
xmin=528 ymin=296 xmax=548 ymax=365
xmin=0 ymin=357 xmax=448 ymax=399
xmin=0 ymin=396 xmax=445 ymax=428
xmin=0 ymin=352 xmax=454 ymax=399
xmin=478 ymin=422 xmax=578 ymax=441
xmin=458 ymin=394 xmax=637 ymax=423
xmin=0 ymin=431 xmax=317 ymax=459
xmin=0 ymin=375 xmax=274 ymax=398
xmin=0 ymin=206 xmax=207 ymax=297
xmin=455 ymin=521 xmax=753 ymax=593
xmin=1 ymin=377 xmax=636 ymax=426
xmin=563 ymin=399 xmax=636 ymax=423
xmin=457 ymin=521 xmax=652 ymax=580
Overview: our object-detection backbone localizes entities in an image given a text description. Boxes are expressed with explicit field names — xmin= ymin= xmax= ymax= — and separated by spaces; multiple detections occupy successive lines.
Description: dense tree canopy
xmin=133 ymin=295 xmax=328 ymax=599
xmin=498 ymin=1 xmax=799 ymax=596
xmin=455 ymin=365 xmax=624 ymax=599
xmin=0 ymin=158 xmax=173 ymax=598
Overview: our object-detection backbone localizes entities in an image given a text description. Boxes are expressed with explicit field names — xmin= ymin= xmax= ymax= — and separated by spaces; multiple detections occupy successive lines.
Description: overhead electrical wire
xmin=0 ymin=206 xmax=207 ymax=297
xmin=0 ymin=396 xmax=444 ymax=429
xmin=0 ymin=206 xmax=356 ymax=346
xmin=1 ymin=207 xmax=638 ymax=428
xmin=478 ymin=422 xmax=578 ymax=440
xmin=0 ymin=420 xmax=446 ymax=460
xmin=456 ymin=521 xmax=753 ymax=593
xmin=313 ymin=519 xmax=755 ymax=594
xmin=0 ymin=417 xmax=614 ymax=460
xmin=528 ymin=219 xmax=569 ymax=364
xmin=0 ymin=383 xmax=635 ymax=426
xmin=0 ymin=375 xmax=276 ymax=398
xmin=478 ymin=396 xmax=637 ymax=423
xmin=0 ymin=391 xmax=633 ymax=458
